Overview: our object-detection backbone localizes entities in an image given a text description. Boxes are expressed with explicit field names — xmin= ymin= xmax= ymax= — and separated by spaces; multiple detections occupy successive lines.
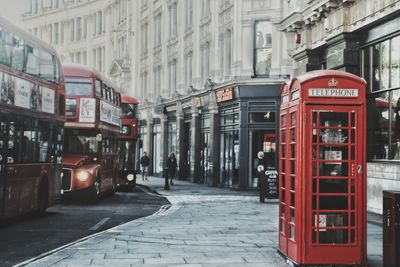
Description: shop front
xmin=215 ymin=83 xmax=281 ymax=189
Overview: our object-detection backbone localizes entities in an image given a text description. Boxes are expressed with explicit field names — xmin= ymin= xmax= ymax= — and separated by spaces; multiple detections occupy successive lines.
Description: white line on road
xmin=89 ymin=217 xmax=110 ymax=231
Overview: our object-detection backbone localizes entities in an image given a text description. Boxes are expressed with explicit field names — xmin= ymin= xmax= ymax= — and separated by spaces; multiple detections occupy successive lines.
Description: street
xmin=12 ymin=177 xmax=383 ymax=267
xmin=0 ymin=187 xmax=169 ymax=267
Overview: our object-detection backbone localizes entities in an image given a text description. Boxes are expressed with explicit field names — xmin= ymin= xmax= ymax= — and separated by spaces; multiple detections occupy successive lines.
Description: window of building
xmin=141 ymin=71 xmax=148 ymax=99
xmin=364 ymin=35 xmax=400 ymax=160
xmin=60 ymin=22 xmax=64 ymax=43
xmin=141 ymin=22 xmax=149 ymax=56
xmin=168 ymin=3 xmax=177 ymax=39
xmin=54 ymin=23 xmax=59 ymax=45
xmin=70 ymin=19 xmax=75 ymax=41
xmin=201 ymin=0 xmax=210 ymax=19
xmin=168 ymin=59 xmax=177 ymax=96
xmin=154 ymin=13 xmax=162 ymax=47
xmin=185 ymin=51 xmax=193 ymax=88
xmin=254 ymin=20 xmax=272 ymax=77
xmin=185 ymin=0 xmax=193 ymax=31
xmin=76 ymin=17 xmax=82 ymax=40
xmin=224 ymin=30 xmax=231 ymax=78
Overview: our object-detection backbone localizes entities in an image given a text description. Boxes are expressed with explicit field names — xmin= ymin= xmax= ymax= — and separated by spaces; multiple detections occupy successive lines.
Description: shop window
xmin=249 ymin=111 xmax=275 ymax=123
xmin=365 ymin=35 xmax=400 ymax=160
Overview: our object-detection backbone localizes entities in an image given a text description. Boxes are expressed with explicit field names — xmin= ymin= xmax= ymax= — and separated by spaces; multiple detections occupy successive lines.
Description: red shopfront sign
xmin=216 ymin=87 xmax=234 ymax=103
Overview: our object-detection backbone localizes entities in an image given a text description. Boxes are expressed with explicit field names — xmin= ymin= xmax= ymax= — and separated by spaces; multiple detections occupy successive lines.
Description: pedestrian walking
xmin=140 ymin=152 xmax=150 ymax=180
xmin=167 ymin=152 xmax=177 ymax=185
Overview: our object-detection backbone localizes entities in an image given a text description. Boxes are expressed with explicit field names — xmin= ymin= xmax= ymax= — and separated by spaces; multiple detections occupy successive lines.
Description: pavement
xmin=16 ymin=176 xmax=383 ymax=267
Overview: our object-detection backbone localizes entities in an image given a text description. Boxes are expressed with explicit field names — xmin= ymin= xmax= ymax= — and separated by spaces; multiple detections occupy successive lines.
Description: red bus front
xmin=117 ymin=95 xmax=140 ymax=188
xmin=61 ymin=64 xmax=121 ymax=200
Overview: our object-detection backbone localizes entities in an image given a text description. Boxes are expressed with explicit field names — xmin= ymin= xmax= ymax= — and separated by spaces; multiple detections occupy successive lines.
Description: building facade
xmin=277 ymin=0 xmax=400 ymax=214
xmin=21 ymin=0 xmax=293 ymax=190
xmin=132 ymin=0 xmax=291 ymax=189
xmin=22 ymin=0 xmax=134 ymax=95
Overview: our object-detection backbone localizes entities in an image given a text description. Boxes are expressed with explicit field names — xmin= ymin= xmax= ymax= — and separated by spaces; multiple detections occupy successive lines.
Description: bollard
xmin=164 ymin=167 xmax=170 ymax=190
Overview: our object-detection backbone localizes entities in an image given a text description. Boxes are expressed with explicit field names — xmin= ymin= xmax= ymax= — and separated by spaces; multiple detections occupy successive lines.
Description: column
xmin=208 ymin=100 xmax=220 ymax=186
xmin=326 ymin=33 xmax=360 ymax=75
xmin=191 ymin=107 xmax=201 ymax=183
xmin=146 ymin=114 xmax=154 ymax=176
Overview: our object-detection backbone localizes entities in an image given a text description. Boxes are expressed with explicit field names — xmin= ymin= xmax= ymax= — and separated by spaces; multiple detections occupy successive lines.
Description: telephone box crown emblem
xmin=328 ymin=78 xmax=339 ymax=87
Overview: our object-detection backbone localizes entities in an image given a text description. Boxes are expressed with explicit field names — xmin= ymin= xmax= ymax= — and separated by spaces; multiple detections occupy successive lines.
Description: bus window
xmin=66 ymin=134 xmax=99 ymax=154
xmin=22 ymin=125 xmax=37 ymax=163
xmin=95 ymin=80 xmax=102 ymax=97
xmin=11 ymin=36 xmax=24 ymax=72
xmin=0 ymin=28 xmax=11 ymax=66
xmin=38 ymin=122 xmax=50 ymax=162
xmin=39 ymin=50 xmax=55 ymax=82
xmin=25 ymin=44 xmax=39 ymax=76
xmin=65 ymin=83 xmax=92 ymax=95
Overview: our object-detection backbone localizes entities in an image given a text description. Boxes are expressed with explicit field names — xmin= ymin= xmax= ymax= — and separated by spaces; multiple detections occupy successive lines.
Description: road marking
xmin=89 ymin=217 xmax=110 ymax=231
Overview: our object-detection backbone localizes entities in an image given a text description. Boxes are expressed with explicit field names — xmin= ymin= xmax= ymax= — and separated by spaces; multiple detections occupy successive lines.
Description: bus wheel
xmin=37 ymin=178 xmax=49 ymax=214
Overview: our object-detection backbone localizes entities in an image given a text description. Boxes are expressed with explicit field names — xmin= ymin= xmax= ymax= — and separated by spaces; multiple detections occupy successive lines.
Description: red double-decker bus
xmin=61 ymin=64 xmax=121 ymax=200
xmin=117 ymin=95 xmax=139 ymax=188
xmin=0 ymin=16 xmax=65 ymax=220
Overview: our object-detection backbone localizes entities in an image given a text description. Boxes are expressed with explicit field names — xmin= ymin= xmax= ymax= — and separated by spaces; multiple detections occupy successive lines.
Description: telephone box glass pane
xmin=319 ymin=229 xmax=348 ymax=244
xmin=281 ymin=114 xmax=286 ymax=128
xmin=281 ymin=130 xmax=286 ymax=143
xmin=319 ymin=196 xmax=348 ymax=210
xmin=291 ymin=112 xmax=296 ymax=126
xmin=290 ymin=224 xmax=295 ymax=239
xmin=319 ymin=179 xmax=348 ymax=193
xmin=313 ymin=213 xmax=348 ymax=227
xmin=320 ymin=112 xmax=349 ymax=127
xmin=319 ymin=163 xmax=348 ymax=176
xmin=319 ymin=145 xmax=348 ymax=160
xmin=320 ymin=129 xmax=348 ymax=143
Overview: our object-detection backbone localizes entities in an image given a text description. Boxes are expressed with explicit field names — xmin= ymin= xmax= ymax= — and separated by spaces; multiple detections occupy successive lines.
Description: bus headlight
xmin=77 ymin=171 xmax=89 ymax=181
xmin=127 ymin=174 xmax=134 ymax=181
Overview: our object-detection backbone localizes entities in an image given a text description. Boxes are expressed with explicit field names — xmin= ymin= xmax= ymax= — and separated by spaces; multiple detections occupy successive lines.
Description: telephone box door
xmin=305 ymin=105 xmax=365 ymax=264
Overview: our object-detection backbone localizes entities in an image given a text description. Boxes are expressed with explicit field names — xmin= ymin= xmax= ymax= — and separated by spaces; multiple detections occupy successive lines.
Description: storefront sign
xmin=216 ymin=87 xmax=234 ymax=103
xmin=265 ymin=169 xmax=278 ymax=199
xmin=79 ymin=98 xmax=96 ymax=123
xmin=308 ymin=88 xmax=358 ymax=97
xmin=100 ymin=100 xmax=121 ymax=126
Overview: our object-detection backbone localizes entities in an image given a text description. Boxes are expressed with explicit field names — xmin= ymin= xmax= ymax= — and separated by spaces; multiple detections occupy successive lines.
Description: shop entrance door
xmin=305 ymin=105 xmax=364 ymax=262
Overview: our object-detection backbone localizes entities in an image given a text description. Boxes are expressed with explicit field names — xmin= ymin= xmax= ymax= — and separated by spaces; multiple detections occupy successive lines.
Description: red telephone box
xmin=278 ymin=70 xmax=367 ymax=266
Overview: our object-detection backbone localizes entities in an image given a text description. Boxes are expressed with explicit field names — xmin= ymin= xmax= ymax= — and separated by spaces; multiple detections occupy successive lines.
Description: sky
xmin=0 ymin=1 xmax=25 ymax=27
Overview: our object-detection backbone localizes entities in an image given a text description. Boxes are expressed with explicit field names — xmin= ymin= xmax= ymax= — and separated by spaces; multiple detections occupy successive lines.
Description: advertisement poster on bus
xmin=100 ymin=100 xmax=120 ymax=126
xmin=41 ymin=86 xmax=55 ymax=114
xmin=15 ymin=78 xmax=30 ymax=109
xmin=0 ymin=72 xmax=15 ymax=105
xmin=79 ymin=98 xmax=96 ymax=123
xmin=29 ymin=83 xmax=42 ymax=111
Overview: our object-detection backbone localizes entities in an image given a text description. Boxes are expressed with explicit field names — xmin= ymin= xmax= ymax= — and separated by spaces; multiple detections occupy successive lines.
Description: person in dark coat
xmin=140 ymin=152 xmax=150 ymax=180
xmin=167 ymin=152 xmax=177 ymax=185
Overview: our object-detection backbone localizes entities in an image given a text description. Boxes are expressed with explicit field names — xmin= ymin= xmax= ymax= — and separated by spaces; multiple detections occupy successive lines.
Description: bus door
xmin=0 ymin=120 xmax=7 ymax=217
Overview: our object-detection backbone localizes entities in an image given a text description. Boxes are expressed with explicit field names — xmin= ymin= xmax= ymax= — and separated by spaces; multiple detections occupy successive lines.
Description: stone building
xmin=21 ymin=0 xmax=293 ymax=190
xmin=132 ymin=0 xmax=292 ymax=189
xmin=277 ymin=0 xmax=400 ymax=214
xmin=22 ymin=0 xmax=134 ymax=95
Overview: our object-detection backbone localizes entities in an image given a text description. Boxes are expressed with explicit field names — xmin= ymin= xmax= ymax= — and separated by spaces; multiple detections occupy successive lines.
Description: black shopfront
xmin=215 ymin=83 xmax=281 ymax=189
